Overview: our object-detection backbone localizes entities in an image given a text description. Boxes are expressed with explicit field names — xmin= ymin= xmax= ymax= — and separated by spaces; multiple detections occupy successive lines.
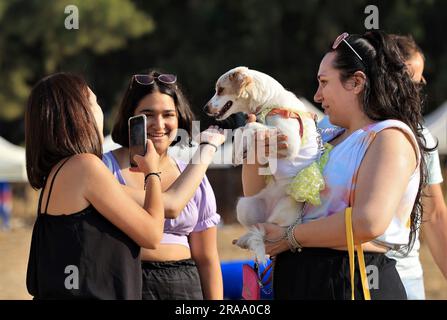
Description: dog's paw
xmin=234 ymin=233 xmax=251 ymax=250
xmin=247 ymin=227 xmax=268 ymax=264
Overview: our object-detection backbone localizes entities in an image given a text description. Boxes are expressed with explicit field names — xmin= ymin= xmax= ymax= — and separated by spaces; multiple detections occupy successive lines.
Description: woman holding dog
xmin=103 ymin=70 xmax=224 ymax=299
xmin=243 ymin=30 xmax=430 ymax=299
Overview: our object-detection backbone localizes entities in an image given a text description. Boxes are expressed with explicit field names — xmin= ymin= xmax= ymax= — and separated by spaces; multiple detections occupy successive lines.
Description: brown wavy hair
xmin=25 ymin=73 xmax=102 ymax=189
xmin=330 ymin=31 xmax=431 ymax=253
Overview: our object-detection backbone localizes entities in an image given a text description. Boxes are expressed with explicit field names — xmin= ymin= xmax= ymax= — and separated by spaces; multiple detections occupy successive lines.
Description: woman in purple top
xmin=103 ymin=70 xmax=225 ymax=300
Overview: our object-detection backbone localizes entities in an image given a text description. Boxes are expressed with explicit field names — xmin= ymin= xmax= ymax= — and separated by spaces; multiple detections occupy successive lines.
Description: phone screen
xmin=128 ymin=114 xmax=147 ymax=167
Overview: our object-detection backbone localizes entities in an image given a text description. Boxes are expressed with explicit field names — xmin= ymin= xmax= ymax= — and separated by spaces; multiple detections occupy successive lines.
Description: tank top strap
xmin=39 ymin=157 xmax=72 ymax=215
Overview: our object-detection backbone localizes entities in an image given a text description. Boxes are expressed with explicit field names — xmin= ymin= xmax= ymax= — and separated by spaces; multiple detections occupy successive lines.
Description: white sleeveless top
xmin=303 ymin=119 xmax=421 ymax=248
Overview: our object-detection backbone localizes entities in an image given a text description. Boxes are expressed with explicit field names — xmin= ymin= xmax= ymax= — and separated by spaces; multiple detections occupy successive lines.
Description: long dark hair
xmin=111 ymin=70 xmax=195 ymax=148
xmin=390 ymin=34 xmax=425 ymax=62
xmin=25 ymin=73 xmax=102 ymax=189
xmin=331 ymin=30 xmax=430 ymax=253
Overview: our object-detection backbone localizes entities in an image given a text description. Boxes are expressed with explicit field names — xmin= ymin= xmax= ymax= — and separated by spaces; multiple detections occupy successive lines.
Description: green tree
xmin=0 ymin=0 xmax=154 ymax=122
xmin=1 ymin=0 xmax=447 ymax=144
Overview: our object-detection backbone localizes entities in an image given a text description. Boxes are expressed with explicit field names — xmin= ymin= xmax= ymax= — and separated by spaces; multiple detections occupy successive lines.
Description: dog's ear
xmin=229 ymin=68 xmax=253 ymax=98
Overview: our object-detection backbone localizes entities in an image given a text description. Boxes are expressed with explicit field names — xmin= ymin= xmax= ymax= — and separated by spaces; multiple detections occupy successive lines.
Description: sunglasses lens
xmin=132 ymin=74 xmax=177 ymax=87
xmin=158 ymin=74 xmax=177 ymax=84
xmin=135 ymin=75 xmax=154 ymax=85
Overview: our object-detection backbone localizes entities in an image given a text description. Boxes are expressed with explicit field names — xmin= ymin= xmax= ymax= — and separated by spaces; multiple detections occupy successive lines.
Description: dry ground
xmin=0 ymin=221 xmax=446 ymax=300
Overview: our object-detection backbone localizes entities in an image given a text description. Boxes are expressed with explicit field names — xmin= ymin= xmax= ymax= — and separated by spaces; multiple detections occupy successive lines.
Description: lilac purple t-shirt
xmin=102 ymin=151 xmax=220 ymax=249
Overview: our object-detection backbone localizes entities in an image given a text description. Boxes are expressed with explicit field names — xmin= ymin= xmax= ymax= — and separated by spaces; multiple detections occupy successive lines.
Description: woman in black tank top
xmin=24 ymin=73 xmax=167 ymax=299
xmin=27 ymin=158 xmax=142 ymax=299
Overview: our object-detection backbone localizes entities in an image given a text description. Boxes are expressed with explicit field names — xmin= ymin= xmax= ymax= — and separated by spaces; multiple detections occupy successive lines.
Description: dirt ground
xmin=0 ymin=221 xmax=446 ymax=300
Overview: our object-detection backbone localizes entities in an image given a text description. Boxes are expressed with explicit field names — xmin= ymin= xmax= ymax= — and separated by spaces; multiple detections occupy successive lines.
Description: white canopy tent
xmin=425 ymin=101 xmax=447 ymax=155
xmin=0 ymin=136 xmax=27 ymax=182
xmin=103 ymin=134 xmax=122 ymax=153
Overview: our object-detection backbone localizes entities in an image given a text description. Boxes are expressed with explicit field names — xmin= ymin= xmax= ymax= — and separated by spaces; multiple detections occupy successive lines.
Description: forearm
xmin=298 ymin=207 xmax=386 ymax=247
xmin=164 ymin=145 xmax=216 ymax=218
xmin=421 ymin=183 xmax=447 ymax=279
xmin=267 ymin=209 xmax=380 ymax=256
xmin=122 ymin=185 xmax=182 ymax=220
xmin=122 ymin=183 xmax=164 ymax=219
xmin=422 ymin=209 xmax=447 ymax=279
xmin=242 ymin=163 xmax=266 ymax=196
xmin=122 ymin=185 xmax=144 ymax=206
xmin=196 ymin=258 xmax=224 ymax=300
xmin=142 ymin=176 xmax=164 ymax=242
xmin=296 ymin=210 xmax=352 ymax=248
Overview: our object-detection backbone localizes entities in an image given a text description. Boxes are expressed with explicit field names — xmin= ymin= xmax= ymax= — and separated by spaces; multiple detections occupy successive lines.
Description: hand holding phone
xmin=132 ymin=139 xmax=160 ymax=175
xmin=128 ymin=114 xmax=147 ymax=168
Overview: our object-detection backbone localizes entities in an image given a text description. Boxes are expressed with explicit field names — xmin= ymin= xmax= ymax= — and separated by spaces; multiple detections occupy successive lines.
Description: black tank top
xmin=26 ymin=158 xmax=142 ymax=299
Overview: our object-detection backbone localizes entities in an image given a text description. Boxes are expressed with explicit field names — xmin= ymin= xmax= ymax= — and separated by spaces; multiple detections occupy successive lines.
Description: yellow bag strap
xmin=345 ymin=207 xmax=356 ymax=300
xmin=345 ymin=207 xmax=371 ymax=300
xmin=357 ymin=242 xmax=371 ymax=300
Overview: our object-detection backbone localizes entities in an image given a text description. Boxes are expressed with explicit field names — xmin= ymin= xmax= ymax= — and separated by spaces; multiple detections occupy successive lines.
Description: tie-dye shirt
xmin=303 ymin=119 xmax=421 ymax=248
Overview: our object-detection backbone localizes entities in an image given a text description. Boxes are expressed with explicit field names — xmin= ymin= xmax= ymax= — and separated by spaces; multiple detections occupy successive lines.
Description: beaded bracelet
xmin=200 ymin=141 xmax=219 ymax=152
xmin=144 ymin=172 xmax=161 ymax=189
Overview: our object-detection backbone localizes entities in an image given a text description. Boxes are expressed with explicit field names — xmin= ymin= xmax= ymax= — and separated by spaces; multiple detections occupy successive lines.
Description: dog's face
xmin=204 ymin=67 xmax=254 ymax=120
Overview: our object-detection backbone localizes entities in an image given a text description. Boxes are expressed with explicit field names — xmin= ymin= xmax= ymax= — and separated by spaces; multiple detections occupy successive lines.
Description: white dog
xmin=204 ymin=66 xmax=322 ymax=263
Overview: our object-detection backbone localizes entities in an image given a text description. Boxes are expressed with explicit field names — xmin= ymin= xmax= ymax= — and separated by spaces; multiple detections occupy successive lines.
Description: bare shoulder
xmin=373 ymin=128 xmax=418 ymax=155
xmin=369 ymin=128 xmax=418 ymax=170
xmin=41 ymin=154 xmax=107 ymax=215
xmin=63 ymin=153 xmax=110 ymax=182
xmin=70 ymin=153 xmax=105 ymax=171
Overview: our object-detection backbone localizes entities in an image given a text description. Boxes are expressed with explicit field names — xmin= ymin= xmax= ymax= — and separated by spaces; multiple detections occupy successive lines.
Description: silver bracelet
xmin=286 ymin=223 xmax=303 ymax=252
xmin=264 ymin=228 xmax=287 ymax=244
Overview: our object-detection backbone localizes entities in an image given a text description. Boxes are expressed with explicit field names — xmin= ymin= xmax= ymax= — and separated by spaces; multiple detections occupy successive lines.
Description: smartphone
xmin=128 ymin=114 xmax=147 ymax=168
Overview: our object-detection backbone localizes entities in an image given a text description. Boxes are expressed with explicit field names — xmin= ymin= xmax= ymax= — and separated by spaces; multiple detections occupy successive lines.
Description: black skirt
xmin=141 ymin=259 xmax=203 ymax=300
xmin=273 ymin=248 xmax=407 ymax=300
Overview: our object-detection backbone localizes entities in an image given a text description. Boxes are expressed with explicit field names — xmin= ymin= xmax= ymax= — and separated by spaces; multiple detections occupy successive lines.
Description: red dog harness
xmin=265 ymin=108 xmax=305 ymax=138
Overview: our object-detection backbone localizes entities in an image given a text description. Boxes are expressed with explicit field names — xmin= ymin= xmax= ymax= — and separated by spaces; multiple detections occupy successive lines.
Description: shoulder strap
xmin=40 ymin=158 xmax=71 ymax=215
xmin=37 ymin=176 xmax=47 ymax=215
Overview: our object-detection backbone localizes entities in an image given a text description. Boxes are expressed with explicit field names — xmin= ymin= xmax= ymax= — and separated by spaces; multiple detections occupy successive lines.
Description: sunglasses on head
xmin=332 ymin=32 xmax=364 ymax=63
xmin=132 ymin=74 xmax=177 ymax=87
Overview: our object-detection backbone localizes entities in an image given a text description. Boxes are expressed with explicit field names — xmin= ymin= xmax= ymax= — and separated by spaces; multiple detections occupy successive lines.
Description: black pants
xmin=141 ymin=259 xmax=203 ymax=300
xmin=273 ymin=248 xmax=407 ymax=300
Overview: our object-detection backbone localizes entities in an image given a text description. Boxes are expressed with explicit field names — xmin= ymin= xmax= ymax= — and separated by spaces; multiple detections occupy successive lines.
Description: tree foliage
xmin=1 ymin=0 xmax=446 ymax=144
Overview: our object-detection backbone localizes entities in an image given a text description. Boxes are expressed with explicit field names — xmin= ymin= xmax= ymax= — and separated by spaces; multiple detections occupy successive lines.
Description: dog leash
xmin=253 ymin=259 xmax=274 ymax=295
